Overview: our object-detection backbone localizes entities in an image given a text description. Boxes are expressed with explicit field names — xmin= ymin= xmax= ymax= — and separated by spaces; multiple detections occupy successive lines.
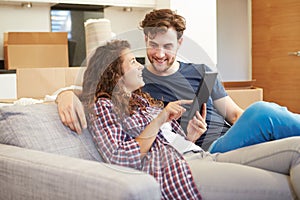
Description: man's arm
xmin=185 ymin=104 xmax=207 ymax=143
xmin=213 ymin=96 xmax=244 ymax=125
xmin=55 ymin=90 xmax=87 ymax=134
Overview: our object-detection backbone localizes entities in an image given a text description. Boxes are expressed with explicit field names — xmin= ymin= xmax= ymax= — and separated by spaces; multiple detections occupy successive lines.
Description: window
xmin=51 ymin=10 xmax=72 ymax=39
xmin=50 ymin=4 xmax=104 ymax=66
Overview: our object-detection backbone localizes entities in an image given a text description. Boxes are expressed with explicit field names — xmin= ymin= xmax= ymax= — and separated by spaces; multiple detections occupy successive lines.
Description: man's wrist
xmin=53 ymin=85 xmax=82 ymax=103
xmin=55 ymin=90 xmax=73 ymax=104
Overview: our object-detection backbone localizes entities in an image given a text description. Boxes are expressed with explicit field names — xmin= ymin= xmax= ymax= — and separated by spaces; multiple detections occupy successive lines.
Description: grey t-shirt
xmin=142 ymin=62 xmax=231 ymax=150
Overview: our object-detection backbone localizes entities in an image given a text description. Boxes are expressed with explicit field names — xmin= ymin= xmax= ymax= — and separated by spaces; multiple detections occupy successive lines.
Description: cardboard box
xmin=226 ymin=88 xmax=263 ymax=109
xmin=4 ymin=32 xmax=69 ymax=70
xmin=17 ymin=67 xmax=86 ymax=99
xmin=17 ymin=68 xmax=263 ymax=107
xmin=223 ymin=81 xmax=263 ymax=109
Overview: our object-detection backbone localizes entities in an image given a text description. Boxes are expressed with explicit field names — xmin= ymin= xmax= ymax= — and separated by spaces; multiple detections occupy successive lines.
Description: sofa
xmin=1 ymin=102 xmax=297 ymax=200
xmin=0 ymin=103 xmax=160 ymax=200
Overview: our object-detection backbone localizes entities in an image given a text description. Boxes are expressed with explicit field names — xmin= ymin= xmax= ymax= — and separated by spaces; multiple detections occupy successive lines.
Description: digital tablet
xmin=181 ymin=71 xmax=218 ymax=132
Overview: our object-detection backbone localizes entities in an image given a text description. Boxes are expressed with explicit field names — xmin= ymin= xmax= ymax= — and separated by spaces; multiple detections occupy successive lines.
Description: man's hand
xmin=56 ymin=90 xmax=87 ymax=134
xmin=186 ymin=103 xmax=207 ymax=143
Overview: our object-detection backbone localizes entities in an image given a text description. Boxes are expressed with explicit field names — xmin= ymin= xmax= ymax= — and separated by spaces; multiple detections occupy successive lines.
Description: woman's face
xmin=121 ymin=48 xmax=145 ymax=92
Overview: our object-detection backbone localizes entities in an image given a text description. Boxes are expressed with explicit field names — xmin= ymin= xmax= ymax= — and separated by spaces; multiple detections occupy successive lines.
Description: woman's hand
xmin=186 ymin=103 xmax=207 ymax=143
xmin=137 ymin=100 xmax=192 ymax=157
xmin=157 ymin=100 xmax=193 ymax=125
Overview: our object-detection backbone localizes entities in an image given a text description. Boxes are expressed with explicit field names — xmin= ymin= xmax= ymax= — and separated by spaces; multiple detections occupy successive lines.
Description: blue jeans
xmin=208 ymin=101 xmax=300 ymax=153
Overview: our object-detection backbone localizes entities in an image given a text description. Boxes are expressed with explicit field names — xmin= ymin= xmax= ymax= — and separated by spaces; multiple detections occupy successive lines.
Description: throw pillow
xmin=0 ymin=103 xmax=102 ymax=162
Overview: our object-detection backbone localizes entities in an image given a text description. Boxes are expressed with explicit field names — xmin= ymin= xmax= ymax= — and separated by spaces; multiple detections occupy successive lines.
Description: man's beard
xmin=149 ymin=56 xmax=176 ymax=74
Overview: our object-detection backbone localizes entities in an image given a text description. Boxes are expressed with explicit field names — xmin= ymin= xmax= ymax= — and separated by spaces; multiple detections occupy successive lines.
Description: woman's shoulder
xmin=94 ymin=98 xmax=114 ymax=114
xmin=95 ymin=97 xmax=112 ymax=105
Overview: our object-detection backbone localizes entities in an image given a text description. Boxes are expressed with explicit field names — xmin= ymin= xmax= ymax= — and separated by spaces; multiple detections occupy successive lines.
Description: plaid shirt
xmin=89 ymin=94 xmax=202 ymax=200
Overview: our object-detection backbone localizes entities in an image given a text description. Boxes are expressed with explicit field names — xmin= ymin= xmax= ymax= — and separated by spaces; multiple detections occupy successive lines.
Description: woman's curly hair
xmin=81 ymin=40 xmax=163 ymax=117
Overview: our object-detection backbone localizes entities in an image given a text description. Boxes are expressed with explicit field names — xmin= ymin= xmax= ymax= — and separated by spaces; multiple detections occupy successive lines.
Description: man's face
xmin=145 ymin=28 xmax=182 ymax=75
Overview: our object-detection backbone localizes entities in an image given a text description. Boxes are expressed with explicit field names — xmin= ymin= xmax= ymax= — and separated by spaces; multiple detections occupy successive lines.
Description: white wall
xmin=217 ymin=0 xmax=251 ymax=81
xmin=0 ymin=4 xmax=51 ymax=60
xmin=160 ymin=0 xmax=217 ymax=69
xmin=0 ymin=74 xmax=16 ymax=99
xmin=104 ymin=7 xmax=152 ymax=59
xmin=104 ymin=7 xmax=151 ymax=35
xmin=172 ymin=0 xmax=217 ymax=66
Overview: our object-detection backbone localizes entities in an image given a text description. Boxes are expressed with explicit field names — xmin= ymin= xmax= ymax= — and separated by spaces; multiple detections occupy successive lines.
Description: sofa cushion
xmin=0 ymin=103 xmax=102 ymax=162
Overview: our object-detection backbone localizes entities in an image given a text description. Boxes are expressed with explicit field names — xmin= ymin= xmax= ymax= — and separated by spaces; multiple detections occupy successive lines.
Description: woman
xmin=82 ymin=40 xmax=300 ymax=200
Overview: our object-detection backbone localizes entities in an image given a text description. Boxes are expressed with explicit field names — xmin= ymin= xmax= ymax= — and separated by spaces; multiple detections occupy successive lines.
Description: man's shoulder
xmin=179 ymin=61 xmax=212 ymax=72
xmin=142 ymin=66 xmax=151 ymax=76
xmin=179 ymin=62 xmax=209 ymax=76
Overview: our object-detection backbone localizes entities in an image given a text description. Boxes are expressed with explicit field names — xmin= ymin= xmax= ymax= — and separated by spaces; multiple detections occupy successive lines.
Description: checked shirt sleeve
xmin=171 ymin=119 xmax=187 ymax=138
xmin=90 ymin=98 xmax=142 ymax=170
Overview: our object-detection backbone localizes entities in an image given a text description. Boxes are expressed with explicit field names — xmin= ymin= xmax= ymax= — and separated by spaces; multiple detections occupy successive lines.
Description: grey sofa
xmin=0 ymin=103 xmax=160 ymax=200
xmin=1 ymin=103 xmax=298 ymax=200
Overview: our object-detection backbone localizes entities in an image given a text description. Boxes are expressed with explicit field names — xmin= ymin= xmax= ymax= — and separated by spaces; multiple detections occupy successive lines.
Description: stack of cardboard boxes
xmin=16 ymin=67 xmax=263 ymax=109
xmin=225 ymin=83 xmax=263 ymax=109
xmin=4 ymin=32 xmax=69 ymax=70
xmin=3 ymin=32 xmax=263 ymax=108
xmin=17 ymin=67 xmax=86 ymax=99
xmin=3 ymin=32 xmax=72 ymax=99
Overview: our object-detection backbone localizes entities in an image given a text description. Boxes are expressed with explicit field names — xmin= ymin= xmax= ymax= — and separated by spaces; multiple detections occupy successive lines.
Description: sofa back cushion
xmin=0 ymin=103 xmax=102 ymax=162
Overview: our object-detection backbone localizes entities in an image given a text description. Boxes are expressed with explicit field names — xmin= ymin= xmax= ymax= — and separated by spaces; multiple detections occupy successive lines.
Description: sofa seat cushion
xmin=0 ymin=103 xmax=102 ymax=162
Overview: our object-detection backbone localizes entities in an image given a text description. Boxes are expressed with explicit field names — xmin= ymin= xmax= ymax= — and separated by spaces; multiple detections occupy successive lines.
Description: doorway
xmin=252 ymin=0 xmax=300 ymax=113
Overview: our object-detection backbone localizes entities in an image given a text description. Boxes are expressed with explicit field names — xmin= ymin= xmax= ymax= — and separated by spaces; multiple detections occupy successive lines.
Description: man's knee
xmin=246 ymin=101 xmax=285 ymax=121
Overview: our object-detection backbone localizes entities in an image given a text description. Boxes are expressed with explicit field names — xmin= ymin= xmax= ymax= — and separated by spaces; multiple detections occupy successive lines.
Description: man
xmin=139 ymin=9 xmax=243 ymax=150
xmin=56 ymin=9 xmax=300 ymax=153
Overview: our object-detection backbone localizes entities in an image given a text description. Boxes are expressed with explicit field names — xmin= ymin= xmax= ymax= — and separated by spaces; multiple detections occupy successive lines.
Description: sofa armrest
xmin=0 ymin=144 xmax=160 ymax=200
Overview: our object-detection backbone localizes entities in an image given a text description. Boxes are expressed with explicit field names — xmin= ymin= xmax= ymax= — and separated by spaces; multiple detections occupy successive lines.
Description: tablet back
xmin=180 ymin=71 xmax=218 ymax=132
